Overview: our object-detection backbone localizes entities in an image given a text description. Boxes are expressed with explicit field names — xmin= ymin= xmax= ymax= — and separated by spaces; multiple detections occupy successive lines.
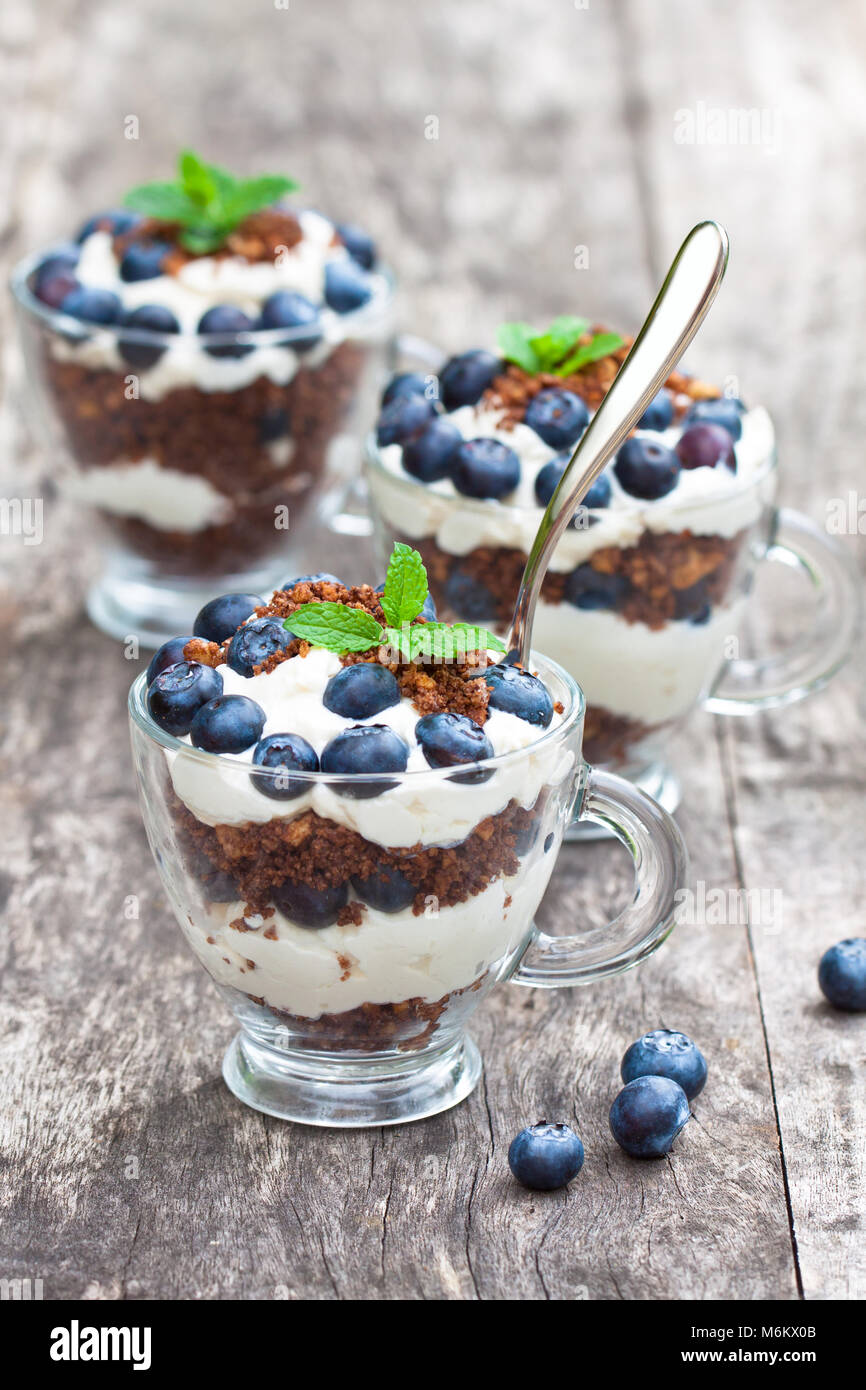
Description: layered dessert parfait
xmin=366 ymin=316 xmax=777 ymax=773
xmin=130 ymin=545 xmax=579 ymax=1054
xmin=13 ymin=150 xmax=391 ymax=637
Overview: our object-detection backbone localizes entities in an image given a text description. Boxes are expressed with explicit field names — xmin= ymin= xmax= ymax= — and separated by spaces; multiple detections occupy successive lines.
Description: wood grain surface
xmin=0 ymin=0 xmax=863 ymax=1301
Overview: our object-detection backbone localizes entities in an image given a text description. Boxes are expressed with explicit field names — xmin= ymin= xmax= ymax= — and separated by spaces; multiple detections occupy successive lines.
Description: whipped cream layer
xmin=373 ymin=404 xmax=777 ymax=569
xmin=181 ymin=857 xmax=555 ymax=1016
xmin=168 ymin=646 xmax=574 ymax=850
xmin=65 ymin=457 xmax=234 ymax=532
xmin=51 ymin=212 xmax=390 ymax=401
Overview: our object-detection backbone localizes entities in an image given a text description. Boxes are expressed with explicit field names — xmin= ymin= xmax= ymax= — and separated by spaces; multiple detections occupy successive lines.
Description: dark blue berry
xmin=323 ymin=663 xmax=400 ymax=720
xmin=534 ymin=459 xmax=565 ymax=508
xmin=564 ymin=564 xmax=629 ymax=611
xmin=449 ymin=438 xmax=520 ymax=500
xmin=690 ymin=604 xmax=711 ymax=625
xmin=335 ymin=222 xmax=377 ymax=270
xmin=485 ymin=663 xmax=553 ymax=727
xmin=374 ymin=582 xmax=435 ymax=621
xmin=147 ymin=661 xmax=224 ymax=736
xmin=508 ymin=1122 xmax=585 ymax=1191
xmin=324 ymin=259 xmax=373 ymax=312
xmin=686 ymin=397 xmax=745 ymax=440
xmin=350 ymin=862 xmax=416 ymax=914
xmin=190 ymin=694 xmax=266 ymax=753
xmin=621 ymin=1029 xmax=708 ymax=1101
xmin=194 ymin=593 xmax=262 ymax=644
xmin=443 ymin=569 xmax=498 ymax=621
xmin=59 ymin=286 xmax=122 ymax=325
xmin=415 ymin=712 xmax=494 ymax=784
xmin=818 ymin=938 xmax=866 ymax=1011
xmin=258 ymin=290 xmax=321 ymax=351
xmin=76 ymin=209 xmax=141 ymax=242
xmin=118 ymin=303 xmax=180 ymax=368
xmin=272 ymin=878 xmax=348 ymax=928
xmin=535 ymin=457 xmax=611 ymax=522
xmin=524 ymin=388 xmax=589 ymax=450
xmin=250 ymin=732 xmax=319 ymax=801
xmin=33 ymin=268 xmax=80 ymax=309
xmin=225 ymin=617 xmax=294 ymax=677
xmin=439 ymin=350 xmax=502 ymax=410
xmin=674 ymin=579 xmax=710 ymax=621
xmin=281 ymin=571 xmax=343 ymax=590
xmin=381 ymin=372 xmax=435 ymax=408
xmin=198 ymin=304 xmax=256 ymax=358
xmin=320 ymin=725 xmax=409 ymax=798
xmin=583 ymin=471 xmax=612 ymax=509
xmin=145 ymin=636 xmax=195 ymax=687
xmin=376 ymin=394 xmax=438 ymax=446
xmin=637 ymin=389 xmax=674 ymax=432
xmin=259 ymin=406 xmax=290 ymax=442
xmin=119 ymin=240 xmax=171 ymax=282
xmin=614 ymin=437 xmax=680 ymax=500
xmin=609 ymin=1076 xmax=691 ymax=1158
xmin=676 ymin=423 xmax=736 ymax=472
xmin=402 ymin=418 xmax=462 ymax=482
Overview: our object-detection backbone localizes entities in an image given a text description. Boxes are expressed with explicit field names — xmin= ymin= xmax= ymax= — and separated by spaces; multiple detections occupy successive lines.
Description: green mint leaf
xmin=380 ymin=626 xmax=413 ymax=661
xmin=178 ymin=227 xmax=226 ymax=254
xmin=285 ymin=603 xmax=383 ymax=654
xmin=123 ymin=181 xmax=201 ymax=222
xmin=381 ymin=542 xmax=428 ymax=626
xmin=556 ymin=332 xmax=625 ymax=376
xmin=497 ymin=321 xmax=540 ymax=373
xmin=179 ymin=149 xmax=220 ymax=208
xmin=409 ymin=623 xmax=505 ymax=661
xmin=221 ymin=175 xmax=299 ymax=225
xmin=124 ymin=153 xmax=299 ymax=250
xmin=530 ymin=315 xmax=591 ymax=370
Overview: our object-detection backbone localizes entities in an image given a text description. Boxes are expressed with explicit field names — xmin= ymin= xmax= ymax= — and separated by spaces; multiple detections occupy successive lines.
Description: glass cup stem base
xmin=222 ymin=1030 xmax=483 ymax=1128
xmin=565 ymin=760 xmax=681 ymax=841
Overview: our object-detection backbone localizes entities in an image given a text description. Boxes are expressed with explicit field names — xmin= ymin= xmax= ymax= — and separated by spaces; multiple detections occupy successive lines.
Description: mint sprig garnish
xmin=497 ymin=315 xmax=624 ymax=377
xmin=123 ymin=149 xmax=299 ymax=254
xmin=282 ymin=545 xmax=505 ymax=660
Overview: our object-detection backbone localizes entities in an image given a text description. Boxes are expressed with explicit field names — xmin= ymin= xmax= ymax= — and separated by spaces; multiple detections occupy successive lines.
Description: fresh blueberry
xmin=59 ymin=286 xmax=122 ymax=325
xmin=198 ymin=304 xmax=256 ymax=358
xmin=381 ymin=372 xmax=436 ymax=408
xmin=194 ymin=593 xmax=262 ymax=644
xmin=535 ymin=457 xmax=611 ymax=521
xmin=145 ymin=636 xmax=194 ymax=686
xmin=258 ymin=406 xmax=290 ymax=442
xmin=439 ymin=350 xmax=502 ymax=410
xmin=609 ymin=1075 xmax=691 ymax=1159
xmin=350 ymin=862 xmax=416 ymax=914
xmin=76 ymin=209 xmax=141 ymax=242
xmin=34 ymin=268 xmax=80 ymax=309
xmin=686 ymin=397 xmax=745 ymax=440
xmin=118 ymin=303 xmax=180 ymax=368
xmin=272 ymin=877 xmax=348 ymax=928
xmin=818 ymin=938 xmax=866 ymax=1011
xmin=376 ymin=394 xmax=438 ymax=447
xmin=690 ymin=604 xmax=711 ymax=625
xmin=621 ymin=1029 xmax=708 ymax=1101
xmin=281 ymin=571 xmax=343 ymax=590
xmin=189 ymin=694 xmax=266 ymax=754
xmin=415 ymin=711 xmax=494 ymax=784
xmin=513 ymin=819 xmax=540 ymax=856
xmin=443 ymin=569 xmax=498 ymax=621
xmin=324 ymin=259 xmax=373 ymax=313
xmin=449 ymin=438 xmax=520 ymax=500
xmin=250 ymin=732 xmax=319 ymax=801
xmin=508 ymin=1122 xmax=585 ymax=1191
xmin=637 ymin=390 xmax=674 ymax=432
xmin=323 ymin=663 xmax=401 ymax=720
xmin=119 ymin=240 xmax=171 ymax=283
xmin=146 ymin=661 xmax=223 ymax=736
xmin=225 ymin=617 xmax=294 ymax=676
xmin=534 ymin=459 xmax=565 ymax=508
xmin=564 ymin=564 xmax=629 ymax=611
xmin=485 ymin=662 xmax=553 ymax=727
xmin=402 ymin=418 xmax=462 ymax=483
xmin=583 ymin=471 xmax=612 ymax=509
xmin=320 ymin=724 xmax=409 ymax=798
xmin=258 ymin=290 xmax=321 ymax=351
xmin=614 ymin=437 xmax=680 ymax=500
xmin=335 ymin=222 xmax=377 ymax=270
xmin=524 ymin=388 xmax=589 ymax=450
xmin=674 ymin=579 xmax=710 ymax=621
xmin=676 ymin=423 xmax=736 ymax=472
xmin=374 ymin=582 xmax=435 ymax=621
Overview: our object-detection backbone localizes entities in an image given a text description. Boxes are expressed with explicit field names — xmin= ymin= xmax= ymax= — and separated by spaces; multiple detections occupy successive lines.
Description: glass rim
xmin=363 ymin=420 xmax=778 ymax=514
xmin=9 ymin=246 xmax=395 ymax=349
xmin=128 ymin=647 xmax=585 ymax=787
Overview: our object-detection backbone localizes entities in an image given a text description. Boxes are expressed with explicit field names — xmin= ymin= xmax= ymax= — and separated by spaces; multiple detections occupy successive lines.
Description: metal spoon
xmin=507 ymin=219 xmax=729 ymax=667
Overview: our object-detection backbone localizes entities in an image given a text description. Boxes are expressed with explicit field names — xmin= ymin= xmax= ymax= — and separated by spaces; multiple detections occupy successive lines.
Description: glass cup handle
xmin=706 ymin=507 xmax=862 ymax=715
xmin=510 ymin=768 xmax=688 ymax=988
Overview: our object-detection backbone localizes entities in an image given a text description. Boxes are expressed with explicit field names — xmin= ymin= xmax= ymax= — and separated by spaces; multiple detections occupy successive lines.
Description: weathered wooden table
xmin=1 ymin=0 xmax=864 ymax=1301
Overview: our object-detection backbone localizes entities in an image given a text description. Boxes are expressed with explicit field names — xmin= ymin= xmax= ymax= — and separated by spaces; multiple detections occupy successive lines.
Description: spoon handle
xmin=507 ymin=219 xmax=729 ymax=666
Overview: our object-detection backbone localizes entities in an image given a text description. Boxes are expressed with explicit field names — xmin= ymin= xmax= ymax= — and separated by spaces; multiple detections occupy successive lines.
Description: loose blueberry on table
xmin=817 ymin=938 xmax=866 ymax=1011
xmin=620 ymin=1029 xmax=708 ymax=1100
xmin=609 ymin=1075 xmax=691 ymax=1158
xmin=508 ymin=1122 xmax=585 ymax=1190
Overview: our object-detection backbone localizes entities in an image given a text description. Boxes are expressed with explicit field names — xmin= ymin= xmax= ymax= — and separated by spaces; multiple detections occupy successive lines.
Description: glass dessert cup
xmin=11 ymin=250 xmax=393 ymax=648
xmin=129 ymin=652 xmax=687 ymax=1127
xmin=365 ymin=441 xmax=861 ymax=824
